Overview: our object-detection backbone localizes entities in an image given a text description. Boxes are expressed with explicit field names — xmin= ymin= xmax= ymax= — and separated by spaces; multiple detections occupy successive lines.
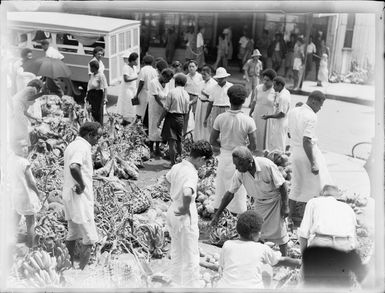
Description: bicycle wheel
xmin=351 ymin=142 xmax=372 ymax=161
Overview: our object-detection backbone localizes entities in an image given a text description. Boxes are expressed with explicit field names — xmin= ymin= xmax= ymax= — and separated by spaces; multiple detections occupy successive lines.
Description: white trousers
xmin=169 ymin=219 xmax=200 ymax=287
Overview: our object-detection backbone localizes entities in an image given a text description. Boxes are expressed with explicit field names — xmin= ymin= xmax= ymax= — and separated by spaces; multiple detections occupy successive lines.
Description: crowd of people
xmin=8 ymin=34 xmax=370 ymax=290
xmin=171 ymin=26 xmax=331 ymax=92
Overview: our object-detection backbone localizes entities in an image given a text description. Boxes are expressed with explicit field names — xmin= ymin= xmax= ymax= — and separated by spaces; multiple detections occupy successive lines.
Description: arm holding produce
xmin=275 ymin=257 xmax=301 ymax=268
xmin=210 ymin=191 xmax=234 ymax=226
xmin=69 ymin=163 xmax=85 ymax=194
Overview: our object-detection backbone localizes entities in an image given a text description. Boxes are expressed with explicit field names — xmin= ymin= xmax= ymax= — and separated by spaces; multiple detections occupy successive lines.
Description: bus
xmin=7 ymin=11 xmax=141 ymax=98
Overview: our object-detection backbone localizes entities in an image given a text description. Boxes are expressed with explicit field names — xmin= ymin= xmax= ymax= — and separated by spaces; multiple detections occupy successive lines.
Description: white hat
xmin=122 ymin=51 xmax=131 ymax=58
xmin=223 ymin=28 xmax=230 ymax=34
xmin=251 ymin=49 xmax=262 ymax=57
xmin=213 ymin=67 xmax=231 ymax=79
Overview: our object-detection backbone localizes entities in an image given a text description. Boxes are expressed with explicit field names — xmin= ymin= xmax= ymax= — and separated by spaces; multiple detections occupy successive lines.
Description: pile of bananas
xmin=35 ymin=212 xmax=67 ymax=241
xmin=17 ymin=247 xmax=66 ymax=288
xmin=209 ymin=210 xmax=239 ymax=247
xmin=136 ymin=223 xmax=168 ymax=259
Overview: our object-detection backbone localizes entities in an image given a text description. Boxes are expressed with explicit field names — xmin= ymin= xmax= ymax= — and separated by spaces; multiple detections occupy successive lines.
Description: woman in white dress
xmin=148 ymin=68 xmax=174 ymax=156
xmin=117 ymin=52 xmax=138 ymax=124
xmin=193 ymin=65 xmax=216 ymax=141
xmin=249 ymin=69 xmax=277 ymax=152
xmin=134 ymin=55 xmax=158 ymax=122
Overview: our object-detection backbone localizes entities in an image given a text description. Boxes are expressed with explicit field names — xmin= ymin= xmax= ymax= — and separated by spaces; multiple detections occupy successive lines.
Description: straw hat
xmin=122 ymin=51 xmax=131 ymax=58
xmin=251 ymin=49 xmax=262 ymax=57
xmin=213 ymin=67 xmax=231 ymax=78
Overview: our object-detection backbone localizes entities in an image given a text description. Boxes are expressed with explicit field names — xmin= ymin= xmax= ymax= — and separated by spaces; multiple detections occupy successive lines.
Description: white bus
xmin=7 ymin=11 xmax=141 ymax=98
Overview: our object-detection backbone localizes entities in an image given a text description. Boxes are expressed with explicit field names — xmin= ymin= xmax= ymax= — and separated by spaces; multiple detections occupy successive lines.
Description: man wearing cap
xmin=203 ymin=67 xmax=232 ymax=130
xmin=40 ymin=39 xmax=65 ymax=97
xmin=263 ymin=76 xmax=291 ymax=152
xmin=243 ymin=49 xmax=263 ymax=97
xmin=298 ymin=185 xmax=357 ymax=253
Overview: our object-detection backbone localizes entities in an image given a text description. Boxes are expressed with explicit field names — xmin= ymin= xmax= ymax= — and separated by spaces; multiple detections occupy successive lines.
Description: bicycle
xmin=351 ymin=141 xmax=372 ymax=161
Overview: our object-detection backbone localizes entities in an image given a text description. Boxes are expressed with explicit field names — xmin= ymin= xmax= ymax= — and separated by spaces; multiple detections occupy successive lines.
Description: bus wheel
xmin=57 ymin=78 xmax=71 ymax=96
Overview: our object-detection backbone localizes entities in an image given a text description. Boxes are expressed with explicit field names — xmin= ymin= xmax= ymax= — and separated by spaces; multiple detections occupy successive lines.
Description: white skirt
xmin=213 ymin=149 xmax=247 ymax=214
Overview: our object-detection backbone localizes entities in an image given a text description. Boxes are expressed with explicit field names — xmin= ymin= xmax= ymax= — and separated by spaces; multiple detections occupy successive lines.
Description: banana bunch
xmin=209 ymin=210 xmax=239 ymax=247
xmin=54 ymin=241 xmax=72 ymax=272
xmin=35 ymin=213 xmax=67 ymax=240
xmin=136 ymin=223 xmax=168 ymax=258
xmin=19 ymin=250 xmax=61 ymax=287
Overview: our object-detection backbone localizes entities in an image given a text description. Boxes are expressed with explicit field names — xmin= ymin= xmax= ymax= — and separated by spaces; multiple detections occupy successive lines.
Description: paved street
xmin=243 ymin=93 xmax=375 ymax=156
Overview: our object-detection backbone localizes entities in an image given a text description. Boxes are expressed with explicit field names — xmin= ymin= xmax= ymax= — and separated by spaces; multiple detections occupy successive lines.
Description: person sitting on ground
xmin=164 ymin=140 xmax=213 ymax=287
xmin=11 ymin=139 xmax=42 ymax=248
xmin=298 ymin=184 xmax=357 ymax=253
xmin=158 ymin=73 xmax=190 ymax=166
xmin=216 ymin=210 xmax=301 ymax=288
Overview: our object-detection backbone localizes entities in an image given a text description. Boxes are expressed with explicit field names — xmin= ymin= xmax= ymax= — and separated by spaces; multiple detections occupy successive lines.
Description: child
xmin=158 ymin=73 xmax=190 ymax=166
xmin=317 ymin=53 xmax=329 ymax=87
xmin=164 ymin=140 xmax=213 ymax=287
xmin=11 ymin=139 xmax=41 ymax=247
xmin=216 ymin=210 xmax=301 ymax=289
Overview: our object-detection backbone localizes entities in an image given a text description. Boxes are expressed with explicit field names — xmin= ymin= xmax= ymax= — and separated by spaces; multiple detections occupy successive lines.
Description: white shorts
xmin=66 ymin=219 xmax=98 ymax=245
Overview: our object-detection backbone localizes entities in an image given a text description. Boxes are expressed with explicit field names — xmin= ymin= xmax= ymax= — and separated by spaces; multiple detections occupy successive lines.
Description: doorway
xmin=217 ymin=13 xmax=254 ymax=65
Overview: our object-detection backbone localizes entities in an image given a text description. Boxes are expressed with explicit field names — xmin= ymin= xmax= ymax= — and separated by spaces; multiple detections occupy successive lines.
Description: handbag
xmin=131 ymin=96 xmax=140 ymax=106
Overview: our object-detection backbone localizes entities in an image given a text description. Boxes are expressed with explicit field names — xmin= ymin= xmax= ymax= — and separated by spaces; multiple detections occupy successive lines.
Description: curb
xmin=288 ymin=89 xmax=374 ymax=107
xmin=227 ymin=77 xmax=374 ymax=107
xmin=107 ymin=79 xmax=374 ymax=108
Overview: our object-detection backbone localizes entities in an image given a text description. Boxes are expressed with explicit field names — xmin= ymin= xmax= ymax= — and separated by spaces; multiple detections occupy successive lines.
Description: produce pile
xmin=11 ymin=241 xmax=72 ymax=288
xmin=8 ymin=98 xmax=159 ymax=288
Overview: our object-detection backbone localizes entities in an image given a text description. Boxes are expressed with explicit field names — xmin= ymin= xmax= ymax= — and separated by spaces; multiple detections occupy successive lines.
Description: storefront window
xmin=141 ymin=13 xmax=199 ymax=48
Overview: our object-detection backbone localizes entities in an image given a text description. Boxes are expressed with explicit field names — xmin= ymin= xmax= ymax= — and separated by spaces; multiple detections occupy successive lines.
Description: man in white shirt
xmin=264 ymin=76 xmax=291 ymax=152
xmin=203 ymin=67 xmax=233 ymax=129
xmin=211 ymin=146 xmax=290 ymax=256
xmin=287 ymin=90 xmax=333 ymax=227
xmin=63 ymin=122 xmax=102 ymax=270
xmin=165 ymin=140 xmax=213 ymax=287
xmin=298 ymin=185 xmax=357 ymax=253
xmin=40 ymin=39 xmax=65 ymax=97
xmin=209 ymin=85 xmax=257 ymax=215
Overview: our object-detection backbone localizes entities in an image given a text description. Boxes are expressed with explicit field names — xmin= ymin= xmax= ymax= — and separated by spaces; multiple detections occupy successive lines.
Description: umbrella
xmin=22 ymin=57 xmax=71 ymax=79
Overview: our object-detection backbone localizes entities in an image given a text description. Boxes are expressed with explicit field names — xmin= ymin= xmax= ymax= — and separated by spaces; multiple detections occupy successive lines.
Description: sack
xmin=131 ymin=96 xmax=140 ymax=106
